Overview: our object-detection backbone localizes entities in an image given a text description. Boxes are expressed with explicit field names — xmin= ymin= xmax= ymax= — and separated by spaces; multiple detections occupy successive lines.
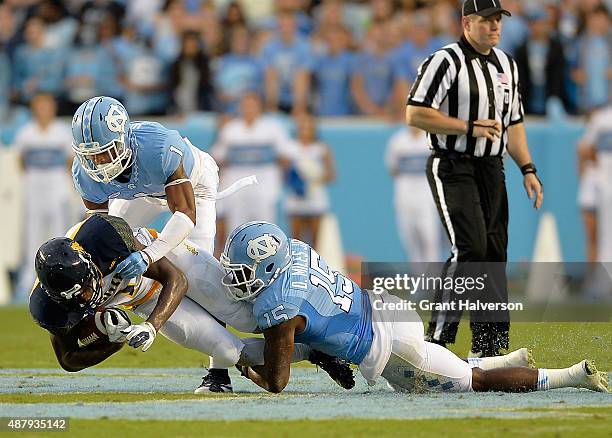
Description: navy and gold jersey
xmin=29 ymin=214 xmax=136 ymax=336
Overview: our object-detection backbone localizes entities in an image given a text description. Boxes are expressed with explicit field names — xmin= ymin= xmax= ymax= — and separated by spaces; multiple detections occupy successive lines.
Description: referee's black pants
xmin=425 ymin=152 xmax=510 ymax=355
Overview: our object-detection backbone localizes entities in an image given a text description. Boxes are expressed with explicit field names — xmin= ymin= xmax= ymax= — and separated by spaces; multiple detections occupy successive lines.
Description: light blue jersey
xmin=253 ymin=239 xmax=373 ymax=364
xmin=311 ymin=50 xmax=355 ymax=116
xmin=72 ymin=121 xmax=195 ymax=203
xmin=260 ymin=37 xmax=313 ymax=108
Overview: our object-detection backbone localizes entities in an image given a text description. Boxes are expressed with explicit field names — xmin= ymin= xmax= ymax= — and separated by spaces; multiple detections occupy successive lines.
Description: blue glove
xmin=114 ymin=251 xmax=149 ymax=279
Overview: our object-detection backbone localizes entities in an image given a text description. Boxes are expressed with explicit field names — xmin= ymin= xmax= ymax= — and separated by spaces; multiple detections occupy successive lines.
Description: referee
xmin=406 ymin=0 xmax=543 ymax=357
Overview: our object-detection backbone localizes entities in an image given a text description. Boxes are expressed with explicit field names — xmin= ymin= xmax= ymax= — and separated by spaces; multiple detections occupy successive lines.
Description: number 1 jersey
xmin=253 ymin=239 xmax=374 ymax=364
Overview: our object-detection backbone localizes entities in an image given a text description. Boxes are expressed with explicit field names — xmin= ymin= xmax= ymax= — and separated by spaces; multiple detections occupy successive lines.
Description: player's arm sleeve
xmin=407 ymin=51 xmax=457 ymax=110
xmin=509 ymin=59 xmax=525 ymax=126
xmin=255 ymin=299 xmax=300 ymax=331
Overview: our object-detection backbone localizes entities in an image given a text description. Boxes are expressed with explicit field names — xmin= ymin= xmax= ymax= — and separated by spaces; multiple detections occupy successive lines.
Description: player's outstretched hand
xmin=114 ymin=251 xmax=149 ymax=279
xmin=121 ymin=322 xmax=157 ymax=352
xmin=524 ymin=173 xmax=543 ymax=209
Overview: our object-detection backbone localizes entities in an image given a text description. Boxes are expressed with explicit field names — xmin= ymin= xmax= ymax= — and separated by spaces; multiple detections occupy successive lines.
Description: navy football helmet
xmin=35 ymin=238 xmax=105 ymax=310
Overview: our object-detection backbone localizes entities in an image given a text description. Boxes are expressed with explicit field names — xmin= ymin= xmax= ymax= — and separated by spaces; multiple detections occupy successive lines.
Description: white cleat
xmin=578 ymin=360 xmax=610 ymax=393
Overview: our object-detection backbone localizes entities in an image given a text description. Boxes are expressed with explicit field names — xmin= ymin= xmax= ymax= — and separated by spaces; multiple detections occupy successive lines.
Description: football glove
xmin=121 ymin=322 xmax=156 ymax=352
xmin=114 ymin=251 xmax=149 ymax=279
xmin=103 ymin=308 xmax=131 ymax=343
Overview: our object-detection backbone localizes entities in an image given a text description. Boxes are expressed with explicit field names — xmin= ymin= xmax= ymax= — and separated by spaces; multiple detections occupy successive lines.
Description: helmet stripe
xmin=82 ymin=98 xmax=101 ymax=144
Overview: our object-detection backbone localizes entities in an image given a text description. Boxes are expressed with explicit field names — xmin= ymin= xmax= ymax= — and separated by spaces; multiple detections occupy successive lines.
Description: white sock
xmin=468 ymin=355 xmax=512 ymax=370
xmin=467 ymin=357 xmax=484 ymax=368
xmin=468 ymin=349 xmax=528 ymax=370
xmin=209 ymin=356 xmax=225 ymax=370
xmin=537 ymin=362 xmax=585 ymax=391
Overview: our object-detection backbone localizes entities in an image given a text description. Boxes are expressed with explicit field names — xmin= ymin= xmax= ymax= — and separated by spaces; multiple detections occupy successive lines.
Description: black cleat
xmin=309 ymin=350 xmax=355 ymax=390
xmin=194 ymin=368 xmax=233 ymax=394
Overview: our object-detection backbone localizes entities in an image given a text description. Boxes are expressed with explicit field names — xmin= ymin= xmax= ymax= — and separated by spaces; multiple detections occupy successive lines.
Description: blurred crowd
xmin=0 ymin=0 xmax=610 ymax=122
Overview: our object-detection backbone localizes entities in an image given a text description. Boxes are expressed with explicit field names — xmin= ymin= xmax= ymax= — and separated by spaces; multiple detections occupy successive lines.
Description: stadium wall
xmin=163 ymin=115 xmax=585 ymax=263
xmin=1 ymin=115 xmax=585 ymax=263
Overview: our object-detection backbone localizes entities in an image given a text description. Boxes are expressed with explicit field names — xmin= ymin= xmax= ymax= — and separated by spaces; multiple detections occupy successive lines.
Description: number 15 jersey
xmin=253 ymin=239 xmax=374 ymax=365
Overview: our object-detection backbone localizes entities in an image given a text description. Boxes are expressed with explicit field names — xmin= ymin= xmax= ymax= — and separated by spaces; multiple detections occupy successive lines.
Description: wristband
xmin=520 ymin=163 xmax=537 ymax=175
xmin=466 ymin=120 xmax=474 ymax=137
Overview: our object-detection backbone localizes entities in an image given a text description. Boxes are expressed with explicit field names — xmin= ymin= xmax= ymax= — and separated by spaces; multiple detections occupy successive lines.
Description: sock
xmin=467 ymin=357 xmax=484 ymax=368
xmin=209 ymin=356 xmax=220 ymax=369
xmin=537 ymin=362 xmax=585 ymax=391
xmin=468 ymin=349 xmax=528 ymax=370
xmin=468 ymin=354 xmax=511 ymax=370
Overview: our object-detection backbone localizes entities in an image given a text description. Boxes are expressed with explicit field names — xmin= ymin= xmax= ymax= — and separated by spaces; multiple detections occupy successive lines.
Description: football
xmin=71 ymin=308 xmax=131 ymax=349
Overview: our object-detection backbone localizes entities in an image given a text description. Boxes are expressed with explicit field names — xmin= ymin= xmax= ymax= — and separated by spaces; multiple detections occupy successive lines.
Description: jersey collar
xmin=458 ymin=35 xmax=503 ymax=70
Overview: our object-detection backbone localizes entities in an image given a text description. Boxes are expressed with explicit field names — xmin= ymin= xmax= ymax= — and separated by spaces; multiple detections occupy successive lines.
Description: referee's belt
xmin=432 ymin=150 xmax=475 ymax=160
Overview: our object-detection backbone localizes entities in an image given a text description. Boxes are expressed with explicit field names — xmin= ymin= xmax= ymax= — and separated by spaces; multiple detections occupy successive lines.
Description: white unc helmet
xmin=71 ymin=96 xmax=132 ymax=183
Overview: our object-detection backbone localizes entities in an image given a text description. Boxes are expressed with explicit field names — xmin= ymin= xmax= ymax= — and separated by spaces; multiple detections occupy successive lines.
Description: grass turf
xmin=4 ymin=415 xmax=611 ymax=438
xmin=1 ymin=307 xmax=610 ymax=436
xmin=1 ymin=306 xmax=609 ymax=369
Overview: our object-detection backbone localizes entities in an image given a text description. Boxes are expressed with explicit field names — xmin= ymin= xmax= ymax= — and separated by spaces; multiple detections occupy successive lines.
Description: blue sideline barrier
xmin=1 ymin=114 xmax=586 ymax=262
xmin=163 ymin=115 xmax=586 ymax=262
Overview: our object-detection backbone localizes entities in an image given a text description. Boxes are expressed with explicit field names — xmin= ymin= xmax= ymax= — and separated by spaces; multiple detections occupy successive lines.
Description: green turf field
xmin=2 ymin=306 xmax=609 ymax=369
xmin=1 ymin=306 xmax=610 ymax=437
xmin=4 ymin=415 xmax=612 ymax=438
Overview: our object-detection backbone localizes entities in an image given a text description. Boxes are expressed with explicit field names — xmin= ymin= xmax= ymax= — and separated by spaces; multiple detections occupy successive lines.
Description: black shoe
xmin=308 ymin=350 xmax=355 ymax=390
xmin=194 ymin=368 xmax=233 ymax=394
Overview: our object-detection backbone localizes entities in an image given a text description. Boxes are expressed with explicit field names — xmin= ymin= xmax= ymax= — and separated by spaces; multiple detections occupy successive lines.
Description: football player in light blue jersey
xmin=71 ymin=96 xmax=254 ymax=392
xmin=70 ymin=96 xmax=254 ymax=278
xmin=223 ymin=222 xmax=609 ymax=394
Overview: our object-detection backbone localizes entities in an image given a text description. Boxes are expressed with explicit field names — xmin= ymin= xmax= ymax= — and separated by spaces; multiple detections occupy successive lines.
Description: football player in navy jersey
xmin=30 ymin=214 xmax=187 ymax=371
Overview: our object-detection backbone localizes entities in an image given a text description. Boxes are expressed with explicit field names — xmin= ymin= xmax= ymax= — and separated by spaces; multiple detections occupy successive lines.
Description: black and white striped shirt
xmin=408 ymin=36 xmax=524 ymax=157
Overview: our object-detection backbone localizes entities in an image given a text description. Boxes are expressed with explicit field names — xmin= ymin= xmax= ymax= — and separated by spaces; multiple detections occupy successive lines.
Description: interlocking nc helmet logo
xmin=247 ymin=234 xmax=279 ymax=262
xmin=105 ymin=104 xmax=127 ymax=133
